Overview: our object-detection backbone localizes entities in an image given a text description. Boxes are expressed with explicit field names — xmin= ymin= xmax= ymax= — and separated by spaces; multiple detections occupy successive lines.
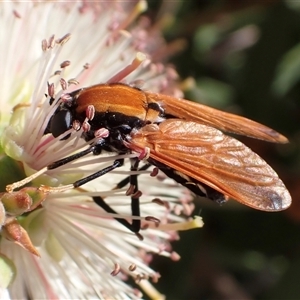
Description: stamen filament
xmin=108 ymin=52 xmax=146 ymax=83
xmin=6 ymin=167 xmax=48 ymax=192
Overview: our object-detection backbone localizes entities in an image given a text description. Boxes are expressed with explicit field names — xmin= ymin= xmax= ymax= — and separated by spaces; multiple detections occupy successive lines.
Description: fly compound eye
xmin=50 ymin=109 xmax=73 ymax=139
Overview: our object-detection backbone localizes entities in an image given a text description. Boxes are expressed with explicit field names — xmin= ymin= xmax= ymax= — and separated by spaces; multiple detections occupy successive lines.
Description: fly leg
xmin=92 ymin=162 xmax=152 ymax=235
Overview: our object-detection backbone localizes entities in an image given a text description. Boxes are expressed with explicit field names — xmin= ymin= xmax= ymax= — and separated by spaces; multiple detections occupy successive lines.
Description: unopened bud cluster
xmin=0 ymin=187 xmax=47 ymax=256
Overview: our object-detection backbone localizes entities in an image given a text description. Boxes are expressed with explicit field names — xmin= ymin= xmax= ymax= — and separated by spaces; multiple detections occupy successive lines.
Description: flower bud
xmin=2 ymin=218 xmax=40 ymax=257
xmin=1 ymin=191 xmax=32 ymax=216
xmin=20 ymin=187 xmax=47 ymax=210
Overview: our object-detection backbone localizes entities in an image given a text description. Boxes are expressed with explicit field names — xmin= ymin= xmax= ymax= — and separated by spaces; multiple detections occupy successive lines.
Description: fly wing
xmin=129 ymin=119 xmax=291 ymax=211
xmin=145 ymin=92 xmax=288 ymax=143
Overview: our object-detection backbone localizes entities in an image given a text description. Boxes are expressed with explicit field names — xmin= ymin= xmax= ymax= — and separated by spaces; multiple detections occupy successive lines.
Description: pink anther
xmin=86 ymin=105 xmax=95 ymax=120
xmin=94 ymin=128 xmax=109 ymax=139
xmin=138 ymin=147 xmax=150 ymax=160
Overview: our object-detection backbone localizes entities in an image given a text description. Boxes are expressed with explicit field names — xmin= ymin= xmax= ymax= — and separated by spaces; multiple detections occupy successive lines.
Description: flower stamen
xmin=108 ymin=52 xmax=146 ymax=83
xmin=110 ymin=263 xmax=121 ymax=276
xmin=6 ymin=168 xmax=48 ymax=192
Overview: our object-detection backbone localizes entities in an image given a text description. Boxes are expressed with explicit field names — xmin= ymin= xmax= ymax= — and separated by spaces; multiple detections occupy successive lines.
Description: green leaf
xmin=0 ymin=156 xmax=26 ymax=192
xmin=190 ymin=77 xmax=235 ymax=108
xmin=272 ymin=42 xmax=300 ymax=96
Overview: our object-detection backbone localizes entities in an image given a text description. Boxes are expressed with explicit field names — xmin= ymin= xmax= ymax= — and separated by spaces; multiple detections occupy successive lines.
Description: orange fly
xmin=7 ymin=83 xmax=292 ymax=233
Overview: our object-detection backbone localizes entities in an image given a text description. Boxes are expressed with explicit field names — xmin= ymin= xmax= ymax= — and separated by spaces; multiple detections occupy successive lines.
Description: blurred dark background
xmin=146 ymin=1 xmax=300 ymax=299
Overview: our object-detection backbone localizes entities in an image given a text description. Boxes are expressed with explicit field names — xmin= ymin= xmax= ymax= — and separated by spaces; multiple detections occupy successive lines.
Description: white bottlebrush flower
xmin=0 ymin=1 xmax=203 ymax=299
